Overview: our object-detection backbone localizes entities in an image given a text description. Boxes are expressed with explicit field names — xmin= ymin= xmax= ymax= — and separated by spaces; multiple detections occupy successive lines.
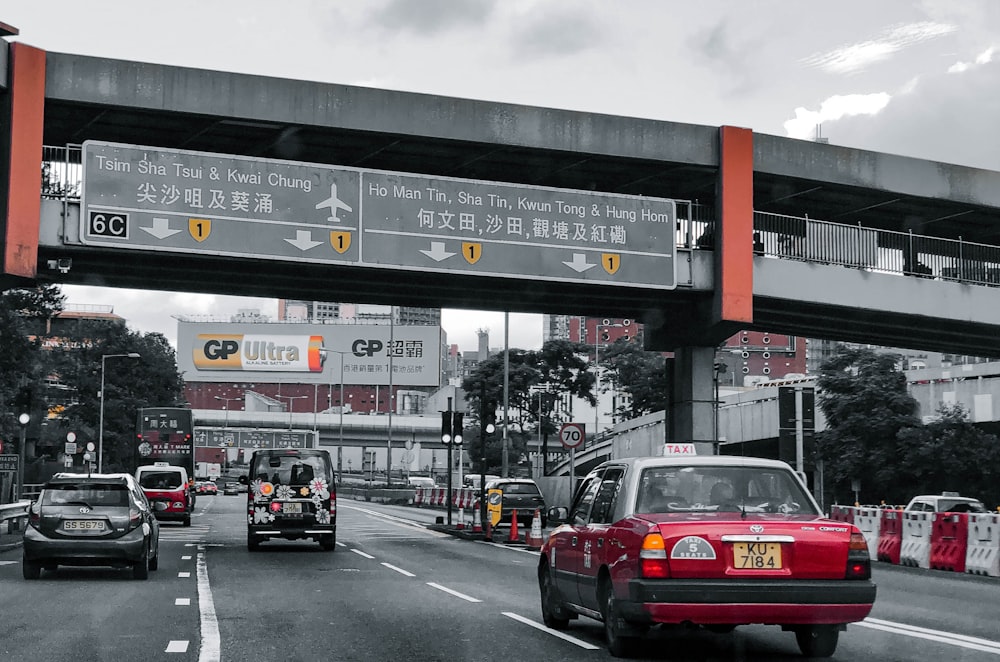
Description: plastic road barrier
xmin=900 ymin=511 xmax=932 ymax=568
xmin=930 ymin=512 xmax=969 ymax=573
xmin=854 ymin=507 xmax=882 ymax=561
xmin=877 ymin=509 xmax=903 ymax=564
xmin=966 ymin=513 xmax=1000 ymax=577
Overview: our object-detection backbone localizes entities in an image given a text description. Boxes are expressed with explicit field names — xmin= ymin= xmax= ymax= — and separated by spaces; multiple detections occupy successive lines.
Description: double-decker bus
xmin=135 ymin=407 xmax=194 ymax=479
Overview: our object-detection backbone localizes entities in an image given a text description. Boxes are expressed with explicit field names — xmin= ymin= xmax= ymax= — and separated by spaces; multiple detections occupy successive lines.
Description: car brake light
xmin=128 ymin=507 xmax=142 ymax=530
xmin=845 ymin=531 xmax=871 ymax=579
xmin=639 ymin=532 xmax=670 ymax=578
xmin=29 ymin=503 xmax=40 ymax=528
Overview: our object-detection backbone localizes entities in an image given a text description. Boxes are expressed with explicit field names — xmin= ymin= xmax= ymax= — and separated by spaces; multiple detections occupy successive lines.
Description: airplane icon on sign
xmin=315 ymin=182 xmax=353 ymax=223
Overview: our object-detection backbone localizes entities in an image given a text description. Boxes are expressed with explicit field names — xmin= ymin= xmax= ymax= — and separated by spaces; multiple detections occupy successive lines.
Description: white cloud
xmin=804 ymin=21 xmax=956 ymax=75
xmin=783 ymin=93 xmax=892 ymax=140
xmin=948 ymin=45 xmax=995 ymax=73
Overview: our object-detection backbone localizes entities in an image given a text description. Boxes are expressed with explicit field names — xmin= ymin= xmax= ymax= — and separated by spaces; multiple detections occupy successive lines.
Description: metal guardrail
xmin=0 ymin=500 xmax=31 ymax=534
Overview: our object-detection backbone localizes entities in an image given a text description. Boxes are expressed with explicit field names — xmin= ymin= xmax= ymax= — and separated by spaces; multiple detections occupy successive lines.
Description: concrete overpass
xmin=5 ymin=37 xmax=1000 ymax=457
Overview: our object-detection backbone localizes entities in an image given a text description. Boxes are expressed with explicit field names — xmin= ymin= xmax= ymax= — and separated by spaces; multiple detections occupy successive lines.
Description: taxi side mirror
xmin=547 ymin=506 xmax=568 ymax=525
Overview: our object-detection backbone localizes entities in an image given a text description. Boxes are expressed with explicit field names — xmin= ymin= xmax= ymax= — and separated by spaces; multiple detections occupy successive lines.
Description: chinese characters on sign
xmin=80 ymin=141 xmax=677 ymax=289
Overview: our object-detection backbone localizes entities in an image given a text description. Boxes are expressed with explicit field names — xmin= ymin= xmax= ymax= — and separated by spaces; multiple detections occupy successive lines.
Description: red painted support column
xmin=2 ymin=42 xmax=45 ymax=280
xmin=715 ymin=125 xmax=754 ymax=327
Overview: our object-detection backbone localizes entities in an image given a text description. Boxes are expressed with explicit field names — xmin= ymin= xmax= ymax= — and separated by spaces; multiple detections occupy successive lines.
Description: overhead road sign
xmin=194 ymin=428 xmax=313 ymax=450
xmin=80 ymin=141 xmax=678 ymax=290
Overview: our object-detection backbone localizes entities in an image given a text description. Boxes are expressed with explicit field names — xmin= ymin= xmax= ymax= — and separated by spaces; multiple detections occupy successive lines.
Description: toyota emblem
xmin=79 ymin=507 xmax=91 ymax=514
xmin=749 ymin=524 xmax=764 ymax=533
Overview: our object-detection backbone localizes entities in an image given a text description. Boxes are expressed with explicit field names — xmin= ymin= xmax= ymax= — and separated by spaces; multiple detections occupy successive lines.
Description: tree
xmin=461 ymin=340 xmax=596 ymax=474
xmin=599 ymin=339 xmax=670 ymax=419
xmin=815 ymin=346 xmax=921 ymax=506
xmin=45 ymin=319 xmax=185 ymax=473
xmin=895 ymin=404 xmax=1000 ymax=507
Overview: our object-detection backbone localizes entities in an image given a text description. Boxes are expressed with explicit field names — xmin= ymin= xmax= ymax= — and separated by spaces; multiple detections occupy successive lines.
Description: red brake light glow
xmin=639 ymin=532 xmax=670 ymax=578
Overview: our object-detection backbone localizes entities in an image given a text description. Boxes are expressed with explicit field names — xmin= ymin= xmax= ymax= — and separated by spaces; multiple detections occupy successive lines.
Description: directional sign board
xmin=193 ymin=427 xmax=313 ymax=450
xmin=559 ymin=422 xmax=586 ymax=450
xmin=0 ymin=454 xmax=18 ymax=472
xmin=80 ymin=141 xmax=677 ymax=289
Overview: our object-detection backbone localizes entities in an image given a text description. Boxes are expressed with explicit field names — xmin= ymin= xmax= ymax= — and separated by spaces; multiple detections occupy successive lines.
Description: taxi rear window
xmin=138 ymin=471 xmax=185 ymax=489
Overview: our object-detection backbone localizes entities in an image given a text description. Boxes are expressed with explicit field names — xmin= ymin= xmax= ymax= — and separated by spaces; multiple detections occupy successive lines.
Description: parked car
xmin=483 ymin=478 xmax=546 ymax=527
xmin=904 ymin=492 xmax=988 ymax=513
xmin=22 ymin=472 xmax=160 ymax=580
xmin=538 ymin=455 xmax=875 ymax=658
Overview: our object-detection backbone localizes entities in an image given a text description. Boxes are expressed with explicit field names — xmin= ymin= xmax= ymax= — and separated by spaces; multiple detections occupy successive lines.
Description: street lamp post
xmin=98 ymin=352 xmax=141 ymax=473
xmin=319 ymin=347 xmax=349 ymax=484
xmin=592 ymin=322 xmax=622 ymax=443
xmin=276 ymin=394 xmax=308 ymax=430
xmin=214 ymin=395 xmax=244 ymax=428
xmin=17 ymin=412 xmax=29 ymax=500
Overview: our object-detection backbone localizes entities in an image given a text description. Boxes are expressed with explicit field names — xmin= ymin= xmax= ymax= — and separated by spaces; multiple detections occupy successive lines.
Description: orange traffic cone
xmin=525 ymin=508 xmax=544 ymax=549
xmin=506 ymin=509 xmax=520 ymax=544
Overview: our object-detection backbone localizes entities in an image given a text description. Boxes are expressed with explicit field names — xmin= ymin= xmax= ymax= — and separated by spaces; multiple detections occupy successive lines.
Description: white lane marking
xmin=426 ymin=582 xmax=482 ymax=603
xmin=336 ymin=541 xmax=347 ymax=547
xmin=0 ymin=561 xmax=18 ymax=566
xmin=503 ymin=612 xmax=601 ymax=650
xmin=196 ymin=546 xmax=221 ymax=662
xmin=382 ymin=562 xmax=415 ymax=577
xmin=859 ymin=617 xmax=1000 ymax=654
xmin=351 ymin=549 xmax=375 ymax=559
xmin=341 ymin=503 xmax=449 ymax=537
xmin=178 ymin=572 xmax=191 ymax=578
xmin=165 ymin=640 xmax=189 ymax=653
xmin=181 ymin=555 xmax=192 ymax=560
xmin=475 ymin=540 xmax=541 ymax=556
xmin=175 ymin=598 xmax=191 ymax=606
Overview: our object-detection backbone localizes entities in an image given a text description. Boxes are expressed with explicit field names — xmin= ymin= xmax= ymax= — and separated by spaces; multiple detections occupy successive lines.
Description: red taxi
xmin=538 ymin=456 xmax=875 ymax=658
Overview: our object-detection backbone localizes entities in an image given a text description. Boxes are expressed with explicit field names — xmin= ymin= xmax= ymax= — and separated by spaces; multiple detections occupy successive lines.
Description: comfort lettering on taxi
xmin=819 ymin=526 xmax=848 ymax=532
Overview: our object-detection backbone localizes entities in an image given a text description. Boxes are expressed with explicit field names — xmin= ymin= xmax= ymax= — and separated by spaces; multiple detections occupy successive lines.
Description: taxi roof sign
xmin=662 ymin=443 xmax=697 ymax=456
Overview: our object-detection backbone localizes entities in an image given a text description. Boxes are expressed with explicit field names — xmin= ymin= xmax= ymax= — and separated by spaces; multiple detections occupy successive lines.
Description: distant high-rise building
xmin=277 ymin=300 xmax=440 ymax=325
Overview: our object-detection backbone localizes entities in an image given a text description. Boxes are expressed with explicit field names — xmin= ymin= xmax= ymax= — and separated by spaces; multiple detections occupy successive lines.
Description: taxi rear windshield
xmin=635 ymin=465 xmax=817 ymax=515
xmin=42 ymin=483 xmax=129 ymax=507
xmin=251 ymin=453 xmax=332 ymax=486
xmin=138 ymin=471 xmax=185 ymax=490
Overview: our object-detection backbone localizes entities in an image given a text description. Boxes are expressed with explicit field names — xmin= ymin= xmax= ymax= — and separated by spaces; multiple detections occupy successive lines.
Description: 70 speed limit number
xmin=559 ymin=422 xmax=586 ymax=450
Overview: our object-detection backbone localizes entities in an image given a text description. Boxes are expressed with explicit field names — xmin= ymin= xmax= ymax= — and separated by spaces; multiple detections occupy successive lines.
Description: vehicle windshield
xmin=634 ymin=465 xmax=818 ymax=515
xmin=939 ymin=499 xmax=987 ymax=513
xmin=42 ymin=483 xmax=130 ymax=507
xmin=138 ymin=471 xmax=185 ymax=490
xmin=252 ymin=454 xmax=331 ymax=486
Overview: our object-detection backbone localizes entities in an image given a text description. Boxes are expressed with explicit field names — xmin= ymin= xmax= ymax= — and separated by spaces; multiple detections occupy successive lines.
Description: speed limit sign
xmin=559 ymin=422 xmax=586 ymax=449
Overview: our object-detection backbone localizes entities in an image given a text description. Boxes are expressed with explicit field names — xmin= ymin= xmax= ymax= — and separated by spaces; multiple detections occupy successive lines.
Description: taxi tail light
xmin=639 ymin=532 xmax=670 ymax=578
xmin=845 ymin=531 xmax=871 ymax=579
xmin=29 ymin=503 xmax=40 ymax=528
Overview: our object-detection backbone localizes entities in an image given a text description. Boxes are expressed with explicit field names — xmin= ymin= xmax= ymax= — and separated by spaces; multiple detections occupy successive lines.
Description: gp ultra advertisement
xmin=177 ymin=322 xmax=441 ymax=387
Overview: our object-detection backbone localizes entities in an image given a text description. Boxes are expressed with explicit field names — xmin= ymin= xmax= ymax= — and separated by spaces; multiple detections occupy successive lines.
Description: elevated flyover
xmin=5 ymin=37 xmax=1000 ymax=455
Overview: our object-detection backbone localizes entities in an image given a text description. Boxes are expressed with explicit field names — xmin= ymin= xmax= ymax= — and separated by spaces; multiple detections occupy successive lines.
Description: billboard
xmin=177 ymin=322 xmax=441 ymax=387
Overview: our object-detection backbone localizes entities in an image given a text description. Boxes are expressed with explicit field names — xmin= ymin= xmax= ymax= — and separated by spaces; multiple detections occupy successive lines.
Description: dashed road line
xmin=196 ymin=545 xmax=221 ymax=662
xmin=382 ymin=562 xmax=416 ymax=577
xmin=351 ymin=548 xmax=375 ymax=559
xmin=427 ymin=582 xmax=481 ymax=602
xmin=175 ymin=598 xmax=191 ymax=606
xmin=502 ymin=612 xmax=600 ymax=650
xmin=165 ymin=640 xmax=189 ymax=653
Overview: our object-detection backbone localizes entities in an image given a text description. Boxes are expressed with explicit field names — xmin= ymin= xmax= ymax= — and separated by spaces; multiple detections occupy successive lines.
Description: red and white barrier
xmin=854 ymin=507 xmax=882 ymax=560
xmin=966 ymin=513 xmax=1000 ymax=577
xmin=877 ymin=509 xmax=903 ymax=565
xmin=930 ymin=512 xmax=969 ymax=573
xmin=900 ymin=511 xmax=932 ymax=568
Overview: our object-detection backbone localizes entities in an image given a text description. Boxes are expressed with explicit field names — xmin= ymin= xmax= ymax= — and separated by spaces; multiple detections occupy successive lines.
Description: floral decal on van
xmin=252 ymin=506 xmax=274 ymax=524
xmin=309 ymin=477 xmax=330 ymax=500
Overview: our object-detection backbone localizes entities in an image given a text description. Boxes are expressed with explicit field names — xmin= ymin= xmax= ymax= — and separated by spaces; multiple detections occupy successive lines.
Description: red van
xmin=135 ymin=463 xmax=193 ymax=526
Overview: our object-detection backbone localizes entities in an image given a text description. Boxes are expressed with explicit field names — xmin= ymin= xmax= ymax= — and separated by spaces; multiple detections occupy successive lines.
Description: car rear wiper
xmin=61 ymin=500 xmax=95 ymax=509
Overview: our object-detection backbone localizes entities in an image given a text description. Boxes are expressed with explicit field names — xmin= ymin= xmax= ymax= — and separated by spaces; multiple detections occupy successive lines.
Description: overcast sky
xmin=5 ymin=0 xmax=999 ymax=351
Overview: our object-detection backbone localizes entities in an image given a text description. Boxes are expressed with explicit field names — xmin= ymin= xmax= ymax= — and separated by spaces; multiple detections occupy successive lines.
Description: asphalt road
xmin=1 ymin=494 xmax=999 ymax=661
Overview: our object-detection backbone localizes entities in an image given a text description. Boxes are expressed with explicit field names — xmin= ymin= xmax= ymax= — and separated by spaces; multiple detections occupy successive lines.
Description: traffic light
xmin=483 ymin=401 xmax=497 ymax=434
xmin=441 ymin=411 xmax=464 ymax=445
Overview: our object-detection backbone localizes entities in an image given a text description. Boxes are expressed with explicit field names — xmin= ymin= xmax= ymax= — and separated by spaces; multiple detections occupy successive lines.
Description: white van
xmin=407 ymin=476 xmax=435 ymax=489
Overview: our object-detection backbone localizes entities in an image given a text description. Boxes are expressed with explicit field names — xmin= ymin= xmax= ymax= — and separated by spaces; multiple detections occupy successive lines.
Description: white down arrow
xmin=419 ymin=241 xmax=456 ymax=262
xmin=141 ymin=217 xmax=181 ymax=239
xmin=562 ymin=253 xmax=596 ymax=272
xmin=285 ymin=230 xmax=323 ymax=251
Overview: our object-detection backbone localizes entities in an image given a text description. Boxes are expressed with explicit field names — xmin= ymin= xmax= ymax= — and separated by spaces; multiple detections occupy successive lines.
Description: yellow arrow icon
xmin=330 ymin=231 xmax=352 ymax=254
xmin=602 ymin=253 xmax=621 ymax=274
xmin=189 ymin=218 xmax=211 ymax=242
xmin=462 ymin=242 xmax=482 ymax=264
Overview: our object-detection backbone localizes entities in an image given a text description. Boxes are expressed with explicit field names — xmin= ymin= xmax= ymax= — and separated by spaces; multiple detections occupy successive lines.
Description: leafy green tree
xmin=461 ymin=340 xmax=595 ymax=474
xmin=895 ymin=404 xmax=1000 ymax=507
xmin=45 ymin=320 xmax=185 ymax=473
xmin=815 ymin=346 xmax=921 ymax=506
xmin=599 ymin=339 xmax=670 ymax=418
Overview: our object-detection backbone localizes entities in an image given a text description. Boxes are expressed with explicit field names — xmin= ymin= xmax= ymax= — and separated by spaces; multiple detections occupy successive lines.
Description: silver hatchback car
xmin=22 ymin=472 xmax=160 ymax=580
